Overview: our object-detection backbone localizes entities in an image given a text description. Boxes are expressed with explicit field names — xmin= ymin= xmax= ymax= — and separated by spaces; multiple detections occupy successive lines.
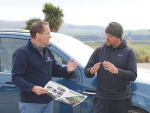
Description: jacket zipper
xmin=43 ymin=48 xmax=47 ymax=104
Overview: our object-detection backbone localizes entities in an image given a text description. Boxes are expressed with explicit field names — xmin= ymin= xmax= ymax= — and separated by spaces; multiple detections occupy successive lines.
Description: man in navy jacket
xmin=84 ymin=22 xmax=137 ymax=113
xmin=12 ymin=21 xmax=78 ymax=113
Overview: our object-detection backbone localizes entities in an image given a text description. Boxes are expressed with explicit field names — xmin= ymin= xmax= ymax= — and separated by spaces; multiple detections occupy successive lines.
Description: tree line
xmin=74 ymin=35 xmax=150 ymax=41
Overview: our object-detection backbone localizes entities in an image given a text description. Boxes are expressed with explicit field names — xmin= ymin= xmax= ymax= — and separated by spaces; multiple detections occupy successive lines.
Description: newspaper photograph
xmin=44 ymin=81 xmax=87 ymax=107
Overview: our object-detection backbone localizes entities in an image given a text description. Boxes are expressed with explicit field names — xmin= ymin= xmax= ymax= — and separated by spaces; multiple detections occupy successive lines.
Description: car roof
xmin=0 ymin=29 xmax=76 ymax=38
xmin=136 ymin=68 xmax=150 ymax=84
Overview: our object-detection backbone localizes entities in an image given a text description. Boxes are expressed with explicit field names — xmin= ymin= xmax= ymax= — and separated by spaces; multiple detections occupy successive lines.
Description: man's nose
xmin=106 ymin=36 xmax=109 ymax=40
xmin=49 ymin=34 xmax=52 ymax=38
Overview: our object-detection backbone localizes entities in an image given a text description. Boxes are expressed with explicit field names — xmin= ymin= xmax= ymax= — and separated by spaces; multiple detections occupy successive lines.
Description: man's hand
xmin=103 ymin=61 xmax=118 ymax=74
xmin=90 ymin=62 xmax=101 ymax=75
xmin=31 ymin=86 xmax=49 ymax=95
xmin=67 ymin=58 xmax=78 ymax=72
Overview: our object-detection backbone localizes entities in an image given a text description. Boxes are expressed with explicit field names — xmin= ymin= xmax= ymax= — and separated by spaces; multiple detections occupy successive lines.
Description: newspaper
xmin=44 ymin=81 xmax=87 ymax=107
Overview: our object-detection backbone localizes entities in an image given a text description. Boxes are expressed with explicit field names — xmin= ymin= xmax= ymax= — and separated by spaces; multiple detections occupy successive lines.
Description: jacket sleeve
xmin=84 ymin=49 xmax=97 ymax=78
xmin=117 ymin=48 xmax=137 ymax=81
xmin=52 ymin=54 xmax=73 ymax=78
xmin=12 ymin=49 xmax=34 ymax=93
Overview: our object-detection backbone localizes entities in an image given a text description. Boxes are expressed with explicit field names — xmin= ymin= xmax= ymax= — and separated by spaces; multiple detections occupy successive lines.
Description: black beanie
xmin=105 ymin=22 xmax=123 ymax=38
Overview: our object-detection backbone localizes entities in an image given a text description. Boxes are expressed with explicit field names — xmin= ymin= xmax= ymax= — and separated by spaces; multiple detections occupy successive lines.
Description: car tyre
xmin=128 ymin=106 xmax=148 ymax=113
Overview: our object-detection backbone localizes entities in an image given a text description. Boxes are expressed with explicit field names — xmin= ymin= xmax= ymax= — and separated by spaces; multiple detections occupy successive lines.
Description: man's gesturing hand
xmin=90 ymin=62 xmax=101 ymax=75
xmin=103 ymin=61 xmax=118 ymax=74
xmin=67 ymin=58 xmax=78 ymax=73
xmin=31 ymin=86 xmax=49 ymax=95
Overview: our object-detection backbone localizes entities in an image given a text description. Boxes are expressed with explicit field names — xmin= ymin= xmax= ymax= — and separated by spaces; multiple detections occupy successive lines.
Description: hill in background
xmin=0 ymin=20 xmax=150 ymax=41
xmin=0 ymin=20 xmax=26 ymax=29
xmin=0 ymin=20 xmax=106 ymax=35
xmin=58 ymin=23 xmax=106 ymax=36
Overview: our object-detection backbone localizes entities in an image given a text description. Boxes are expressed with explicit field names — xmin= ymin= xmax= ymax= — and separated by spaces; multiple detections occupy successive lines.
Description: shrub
xmin=144 ymin=54 xmax=150 ymax=62
xmin=25 ymin=18 xmax=41 ymax=30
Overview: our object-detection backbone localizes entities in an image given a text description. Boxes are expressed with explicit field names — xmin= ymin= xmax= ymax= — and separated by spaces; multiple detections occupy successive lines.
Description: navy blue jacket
xmin=12 ymin=40 xmax=72 ymax=103
xmin=84 ymin=39 xmax=137 ymax=100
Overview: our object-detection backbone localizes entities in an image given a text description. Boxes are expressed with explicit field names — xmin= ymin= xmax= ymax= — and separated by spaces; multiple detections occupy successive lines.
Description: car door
xmin=50 ymin=45 xmax=83 ymax=113
xmin=0 ymin=37 xmax=28 ymax=113
xmin=80 ymin=69 xmax=97 ymax=113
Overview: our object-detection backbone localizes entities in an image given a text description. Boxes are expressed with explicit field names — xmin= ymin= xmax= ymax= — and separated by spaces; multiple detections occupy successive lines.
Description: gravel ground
xmin=137 ymin=63 xmax=150 ymax=70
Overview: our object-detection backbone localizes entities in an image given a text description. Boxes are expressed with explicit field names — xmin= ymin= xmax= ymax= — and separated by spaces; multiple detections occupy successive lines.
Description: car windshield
xmin=50 ymin=33 xmax=94 ymax=67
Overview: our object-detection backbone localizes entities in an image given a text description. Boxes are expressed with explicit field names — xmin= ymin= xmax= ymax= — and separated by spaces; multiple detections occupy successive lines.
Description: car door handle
xmin=82 ymin=90 xmax=97 ymax=96
xmin=1 ymin=84 xmax=16 ymax=88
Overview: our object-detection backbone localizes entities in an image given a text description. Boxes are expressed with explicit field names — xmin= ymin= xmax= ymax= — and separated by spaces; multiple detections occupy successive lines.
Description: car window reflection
xmin=0 ymin=38 xmax=28 ymax=73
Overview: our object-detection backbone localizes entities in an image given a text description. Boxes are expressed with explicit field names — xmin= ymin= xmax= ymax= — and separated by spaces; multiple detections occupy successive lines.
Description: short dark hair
xmin=30 ymin=21 xmax=49 ymax=38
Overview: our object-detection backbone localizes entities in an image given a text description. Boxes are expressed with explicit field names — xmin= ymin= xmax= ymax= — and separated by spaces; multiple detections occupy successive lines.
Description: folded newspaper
xmin=44 ymin=81 xmax=87 ymax=107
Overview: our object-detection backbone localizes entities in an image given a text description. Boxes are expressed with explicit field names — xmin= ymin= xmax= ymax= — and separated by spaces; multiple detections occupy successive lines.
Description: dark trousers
xmin=93 ymin=97 xmax=131 ymax=113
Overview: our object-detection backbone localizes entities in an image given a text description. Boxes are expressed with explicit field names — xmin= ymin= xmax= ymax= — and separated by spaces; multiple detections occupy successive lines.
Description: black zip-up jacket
xmin=84 ymin=39 xmax=137 ymax=100
xmin=12 ymin=40 xmax=72 ymax=103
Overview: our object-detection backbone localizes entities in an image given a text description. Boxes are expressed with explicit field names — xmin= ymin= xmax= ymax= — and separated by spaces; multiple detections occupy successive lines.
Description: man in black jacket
xmin=12 ymin=21 xmax=78 ymax=113
xmin=84 ymin=22 xmax=137 ymax=113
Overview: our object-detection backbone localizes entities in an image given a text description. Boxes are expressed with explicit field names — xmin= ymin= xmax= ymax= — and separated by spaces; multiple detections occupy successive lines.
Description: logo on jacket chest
xmin=118 ymin=54 xmax=123 ymax=57
xmin=46 ymin=57 xmax=52 ymax=62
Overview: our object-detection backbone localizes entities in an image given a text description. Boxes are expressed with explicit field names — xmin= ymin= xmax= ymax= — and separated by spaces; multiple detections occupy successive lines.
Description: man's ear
xmin=35 ymin=32 xmax=41 ymax=38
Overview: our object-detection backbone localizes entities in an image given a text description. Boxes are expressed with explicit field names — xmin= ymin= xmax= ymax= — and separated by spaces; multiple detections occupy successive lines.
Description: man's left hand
xmin=103 ymin=61 xmax=118 ymax=74
xmin=67 ymin=58 xmax=78 ymax=73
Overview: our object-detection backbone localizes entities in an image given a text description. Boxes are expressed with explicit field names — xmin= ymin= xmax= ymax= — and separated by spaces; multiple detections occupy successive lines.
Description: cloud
xmin=0 ymin=0 xmax=150 ymax=30
xmin=63 ymin=0 xmax=150 ymax=30
xmin=0 ymin=7 xmax=45 ymax=21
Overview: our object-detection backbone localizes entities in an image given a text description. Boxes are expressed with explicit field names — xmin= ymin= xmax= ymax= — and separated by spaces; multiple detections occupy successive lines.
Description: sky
xmin=0 ymin=0 xmax=150 ymax=30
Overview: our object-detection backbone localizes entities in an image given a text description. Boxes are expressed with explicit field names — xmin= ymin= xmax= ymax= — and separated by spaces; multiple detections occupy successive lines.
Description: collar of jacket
xmin=28 ymin=39 xmax=50 ymax=50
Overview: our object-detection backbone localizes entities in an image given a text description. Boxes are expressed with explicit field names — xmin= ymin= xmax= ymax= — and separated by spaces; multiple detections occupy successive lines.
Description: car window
xmin=51 ymin=51 xmax=78 ymax=79
xmin=0 ymin=38 xmax=28 ymax=73
xmin=52 ymin=51 xmax=67 ymax=65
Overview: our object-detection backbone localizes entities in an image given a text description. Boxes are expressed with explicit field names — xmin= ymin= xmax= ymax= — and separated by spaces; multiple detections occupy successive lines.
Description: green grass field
xmin=129 ymin=44 xmax=150 ymax=62
xmin=83 ymin=40 xmax=150 ymax=63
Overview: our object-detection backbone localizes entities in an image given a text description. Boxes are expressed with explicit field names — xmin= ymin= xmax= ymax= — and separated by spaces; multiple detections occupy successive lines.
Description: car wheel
xmin=128 ymin=106 xmax=148 ymax=113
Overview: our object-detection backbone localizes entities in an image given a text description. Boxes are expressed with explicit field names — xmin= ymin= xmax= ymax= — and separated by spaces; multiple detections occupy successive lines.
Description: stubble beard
xmin=107 ymin=42 xmax=116 ymax=48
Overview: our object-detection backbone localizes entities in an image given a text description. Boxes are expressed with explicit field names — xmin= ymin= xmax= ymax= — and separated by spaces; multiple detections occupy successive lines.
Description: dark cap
xmin=105 ymin=22 xmax=123 ymax=38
